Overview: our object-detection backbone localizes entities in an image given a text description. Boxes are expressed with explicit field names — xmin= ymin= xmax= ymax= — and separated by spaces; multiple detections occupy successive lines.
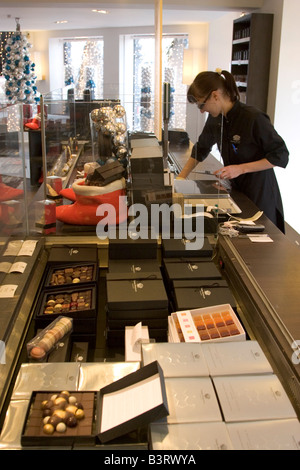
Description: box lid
xmin=174 ymin=286 xmax=237 ymax=311
xmin=96 ymin=361 xmax=169 ymax=443
xmin=108 ymin=259 xmax=161 ymax=274
xmin=164 ymin=261 xmax=222 ymax=281
xmin=162 ymin=236 xmax=213 ymax=258
xmin=47 ymin=245 xmax=98 ymax=264
xmin=106 ymin=279 xmax=168 ymax=310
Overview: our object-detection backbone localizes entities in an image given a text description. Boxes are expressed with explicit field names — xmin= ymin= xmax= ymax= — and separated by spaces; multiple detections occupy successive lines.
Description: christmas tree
xmin=3 ymin=19 xmax=40 ymax=104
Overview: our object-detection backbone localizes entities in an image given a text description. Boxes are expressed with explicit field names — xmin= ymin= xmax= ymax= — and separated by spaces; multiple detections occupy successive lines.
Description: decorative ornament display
xmin=90 ymin=103 xmax=128 ymax=166
xmin=3 ymin=18 xmax=40 ymax=104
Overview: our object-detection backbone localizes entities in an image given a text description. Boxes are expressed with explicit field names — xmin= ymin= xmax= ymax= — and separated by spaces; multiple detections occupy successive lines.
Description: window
xmin=63 ymin=38 xmax=104 ymax=100
xmin=121 ymin=34 xmax=188 ymax=132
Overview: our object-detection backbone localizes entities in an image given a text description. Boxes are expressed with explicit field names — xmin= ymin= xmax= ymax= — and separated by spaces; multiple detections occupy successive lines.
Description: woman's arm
xmin=214 ymin=158 xmax=274 ymax=180
xmin=177 ymin=157 xmax=200 ymax=179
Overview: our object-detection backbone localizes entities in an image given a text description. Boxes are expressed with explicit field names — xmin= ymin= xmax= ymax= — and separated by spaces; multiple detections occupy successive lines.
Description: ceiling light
xmin=55 ymin=20 xmax=68 ymax=24
xmin=92 ymin=10 xmax=109 ymax=14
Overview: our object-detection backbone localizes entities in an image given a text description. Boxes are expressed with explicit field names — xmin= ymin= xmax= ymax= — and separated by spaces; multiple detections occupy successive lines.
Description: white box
xmin=150 ymin=422 xmax=234 ymax=450
xmin=227 ymin=419 xmax=300 ymax=450
xmin=156 ymin=377 xmax=222 ymax=424
xmin=168 ymin=304 xmax=246 ymax=343
xmin=201 ymin=340 xmax=273 ymax=376
xmin=125 ymin=322 xmax=150 ymax=362
xmin=213 ymin=374 xmax=297 ymax=422
xmin=142 ymin=342 xmax=209 ymax=377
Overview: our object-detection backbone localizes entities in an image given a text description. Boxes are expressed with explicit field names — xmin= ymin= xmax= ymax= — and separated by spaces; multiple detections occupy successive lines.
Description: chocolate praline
xmin=65 ymin=415 xmax=77 ymax=428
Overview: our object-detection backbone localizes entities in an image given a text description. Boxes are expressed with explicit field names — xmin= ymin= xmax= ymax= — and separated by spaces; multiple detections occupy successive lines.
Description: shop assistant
xmin=177 ymin=70 xmax=289 ymax=233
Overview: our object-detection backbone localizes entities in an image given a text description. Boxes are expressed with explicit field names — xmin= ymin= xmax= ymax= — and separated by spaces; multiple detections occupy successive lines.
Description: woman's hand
xmin=214 ymin=165 xmax=243 ymax=179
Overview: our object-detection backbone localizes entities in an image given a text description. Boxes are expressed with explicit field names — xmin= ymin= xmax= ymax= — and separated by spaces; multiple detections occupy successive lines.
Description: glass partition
xmin=0 ymin=103 xmax=29 ymax=243
xmin=36 ymin=86 xmax=233 ymax=242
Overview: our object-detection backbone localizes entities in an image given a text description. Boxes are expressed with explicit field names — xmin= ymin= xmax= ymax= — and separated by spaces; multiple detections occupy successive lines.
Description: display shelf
xmin=231 ymin=13 xmax=273 ymax=112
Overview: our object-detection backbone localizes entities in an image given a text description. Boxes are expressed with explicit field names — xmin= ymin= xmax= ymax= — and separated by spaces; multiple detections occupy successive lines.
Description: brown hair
xmin=187 ymin=70 xmax=240 ymax=104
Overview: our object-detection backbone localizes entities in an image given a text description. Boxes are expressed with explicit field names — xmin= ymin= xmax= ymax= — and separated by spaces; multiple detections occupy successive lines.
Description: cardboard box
xmin=150 ymin=422 xmax=234 ymax=450
xmin=142 ymin=342 xmax=210 ymax=378
xmin=162 ymin=236 xmax=213 ymax=258
xmin=108 ymin=233 xmax=157 ymax=259
xmin=201 ymin=341 xmax=273 ymax=376
xmin=168 ymin=304 xmax=246 ymax=344
xmin=213 ymin=374 xmax=297 ymax=422
xmin=156 ymin=377 xmax=222 ymax=424
xmin=21 ymin=361 xmax=169 ymax=446
xmin=47 ymin=245 xmax=98 ymax=264
xmin=108 ymin=259 xmax=161 ymax=275
xmin=106 ymin=279 xmax=168 ymax=311
xmin=226 ymin=419 xmax=300 ymax=450
xmin=173 ymin=285 xmax=237 ymax=311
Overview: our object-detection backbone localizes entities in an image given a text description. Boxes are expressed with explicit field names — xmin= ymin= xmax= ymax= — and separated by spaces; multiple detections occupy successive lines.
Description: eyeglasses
xmin=197 ymin=91 xmax=212 ymax=110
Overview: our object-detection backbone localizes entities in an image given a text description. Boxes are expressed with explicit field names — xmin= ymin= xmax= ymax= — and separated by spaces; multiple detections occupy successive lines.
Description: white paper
xmin=100 ymin=374 xmax=163 ymax=433
xmin=248 ymin=235 xmax=273 ymax=243
xmin=0 ymin=261 xmax=27 ymax=274
xmin=17 ymin=240 xmax=38 ymax=256
xmin=3 ymin=240 xmax=23 ymax=256
xmin=0 ymin=284 xmax=18 ymax=298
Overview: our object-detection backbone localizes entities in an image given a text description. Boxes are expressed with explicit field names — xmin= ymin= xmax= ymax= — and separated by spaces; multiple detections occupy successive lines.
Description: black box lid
xmin=106 ymin=279 xmax=168 ymax=310
xmin=96 ymin=361 xmax=169 ymax=443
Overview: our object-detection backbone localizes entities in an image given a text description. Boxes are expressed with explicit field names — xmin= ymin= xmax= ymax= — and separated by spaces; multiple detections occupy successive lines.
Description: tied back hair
xmin=187 ymin=70 xmax=240 ymax=104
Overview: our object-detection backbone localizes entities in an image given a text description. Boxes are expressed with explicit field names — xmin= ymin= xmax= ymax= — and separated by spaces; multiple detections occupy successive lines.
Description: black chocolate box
xmin=162 ymin=236 xmax=214 ymax=258
xmin=108 ymin=259 xmax=161 ymax=275
xmin=108 ymin=232 xmax=157 ymax=259
xmin=47 ymin=245 xmax=98 ymax=264
xmin=21 ymin=361 xmax=169 ymax=447
xmin=34 ymin=286 xmax=97 ymax=333
xmin=163 ymin=260 xmax=223 ymax=291
xmin=173 ymin=285 xmax=237 ymax=311
xmin=106 ymin=278 xmax=169 ymax=311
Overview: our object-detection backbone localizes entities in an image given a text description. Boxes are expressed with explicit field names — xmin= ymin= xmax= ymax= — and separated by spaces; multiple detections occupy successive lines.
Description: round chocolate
xmin=41 ymin=399 xmax=54 ymax=410
xmin=56 ymin=422 xmax=67 ymax=433
xmin=42 ymin=408 xmax=52 ymax=418
xmin=65 ymin=405 xmax=77 ymax=415
xmin=65 ymin=415 xmax=77 ymax=428
xmin=74 ymin=402 xmax=83 ymax=410
xmin=43 ymin=423 xmax=55 ymax=435
xmin=54 ymin=397 xmax=67 ymax=407
xmin=75 ymin=409 xmax=85 ymax=420
xmin=68 ymin=396 xmax=77 ymax=405
xmin=48 ymin=414 xmax=63 ymax=427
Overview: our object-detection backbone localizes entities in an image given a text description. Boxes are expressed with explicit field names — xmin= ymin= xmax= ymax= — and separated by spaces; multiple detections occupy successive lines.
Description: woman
xmin=178 ymin=70 xmax=289 ymax=233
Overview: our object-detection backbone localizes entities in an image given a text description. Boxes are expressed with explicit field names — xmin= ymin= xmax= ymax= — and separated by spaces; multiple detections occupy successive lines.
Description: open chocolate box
xmin=44 ymin=262 xmax=98 ymax=288
xmin=21 ymin=361 xmax=169 ymax=447
xmin=34 ymin=286 xmax=97 ymax=332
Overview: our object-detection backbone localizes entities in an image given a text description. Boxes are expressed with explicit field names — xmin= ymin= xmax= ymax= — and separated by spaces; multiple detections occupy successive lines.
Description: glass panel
xmin=0 ymin=103 xmax=28 ymax=241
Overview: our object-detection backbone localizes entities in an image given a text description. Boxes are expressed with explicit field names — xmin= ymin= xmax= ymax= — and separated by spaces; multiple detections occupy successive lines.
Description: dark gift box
xmin=45 ymin=262 xmax=98 ymax=288
xmin=163 ymin=260 xmax=222 ymax=284
xmin=35 ymin=286 xmax=97 ymax=333
xmin=86 ymin=160 xmax=125 ymax=186
xmin=173 ymin=285 xmax=237 ymax=311
xmin=47 ymin=245 xmax=98 ymax=264
xmin=108 ymin=259 xmax=161 ymax=275
xmin=108 ymin=232 xmax=157 ymax=259
xmin=106 ymin=278 xmax=168 ymax=311
xmin=106 ymin=307 xmax=170 ymax=321
xmin=21 ymin=361 xmax=169 ymax=447
xmin=162 ymin=236 xmax=213 ymax=258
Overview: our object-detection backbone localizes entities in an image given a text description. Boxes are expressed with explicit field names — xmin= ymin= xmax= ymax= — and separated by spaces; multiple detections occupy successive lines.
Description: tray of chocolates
xmin=168 ymin=304 xmax=246 ymax=343
xmin=21 ymin=390 xmax=96 ymax=447
xmin=45 ymin=263 xmax=97 ymax=288
xmin=34 ymin=287 xmax=97 ymax=333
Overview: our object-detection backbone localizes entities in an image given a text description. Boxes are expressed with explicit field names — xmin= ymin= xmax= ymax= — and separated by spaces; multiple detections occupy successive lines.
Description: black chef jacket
xmin=191 ymin=100 xmax=289 ymax=232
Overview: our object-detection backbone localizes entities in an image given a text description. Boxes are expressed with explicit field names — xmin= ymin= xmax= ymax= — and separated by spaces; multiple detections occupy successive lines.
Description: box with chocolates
xmin=21 ymin=361 xmax=169 ymax=447
xmin=34 ymin=286 xmax=97 ymax=333
xmin=27 ymin=316 xmax=73 ymax=362
xmin=45 ymin=263 xmax=97 ymax=288
xmin=168 ymin=304 xmax=246 ymax=344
